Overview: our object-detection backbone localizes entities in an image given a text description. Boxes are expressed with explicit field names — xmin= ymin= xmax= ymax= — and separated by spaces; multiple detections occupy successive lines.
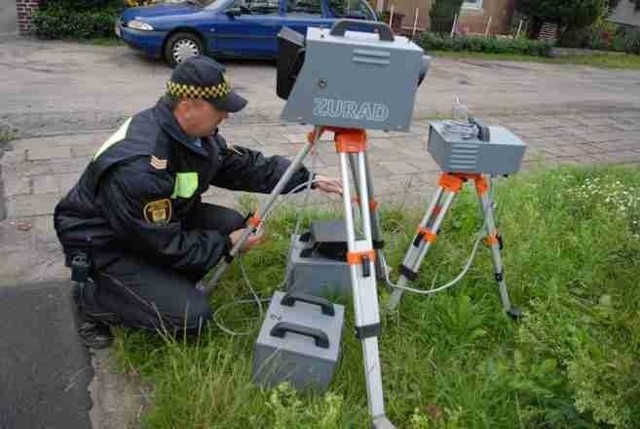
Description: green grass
xmin=432 ymin=50 xmax=640 ymax=69
xmin=0 ymin=129 xmax=14 ymax=144
xmin=113 ymin=164 xmax=640 ymax=428
xmin=82 ymin=37 xmax=124 ymax=46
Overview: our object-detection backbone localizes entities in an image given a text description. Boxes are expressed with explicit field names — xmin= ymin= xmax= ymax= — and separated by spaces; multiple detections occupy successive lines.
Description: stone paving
xmin=1 ymin=109 xmax=639 ymax=285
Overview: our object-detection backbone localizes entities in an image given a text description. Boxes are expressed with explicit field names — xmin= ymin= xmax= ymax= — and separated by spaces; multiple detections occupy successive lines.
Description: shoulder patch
xmin=143 ymin=198 xmax=172 ymax=225
xmin=150 ymin=155 xmax=168 ymax=170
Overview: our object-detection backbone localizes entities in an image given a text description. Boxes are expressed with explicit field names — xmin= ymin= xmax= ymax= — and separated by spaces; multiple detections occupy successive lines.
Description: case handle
xmin=281 ymin=292 xmax=335 ymax=316
xmin=270 ymin=322 xmax=330 ymax=349
xmin=329 ymin=19 xmax=394 ymax=42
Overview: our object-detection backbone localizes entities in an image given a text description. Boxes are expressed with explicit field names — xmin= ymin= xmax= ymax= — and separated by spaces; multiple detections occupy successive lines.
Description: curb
xmin=0 ymin=123 xmax=17 ymax=221
xmin=88 ymin=348 xmax=151 ymax=429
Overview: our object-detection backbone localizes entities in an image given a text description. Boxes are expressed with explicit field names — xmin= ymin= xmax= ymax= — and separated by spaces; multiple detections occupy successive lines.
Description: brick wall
xmin=458 ymin=0 xmax=515 ymax=35
xmin=383 ymin=0 xmax=515 ymax=35
xmin=16 ymin=0 xmax=41 ymax=34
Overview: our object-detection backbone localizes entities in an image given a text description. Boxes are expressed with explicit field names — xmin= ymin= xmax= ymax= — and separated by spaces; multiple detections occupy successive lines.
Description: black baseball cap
xmin=166 ymin=56 xmax=248 ymax=113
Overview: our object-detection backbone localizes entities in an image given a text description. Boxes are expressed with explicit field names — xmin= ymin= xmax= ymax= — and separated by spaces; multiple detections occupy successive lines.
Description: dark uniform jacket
xmin=54 ymin=98 xmax=311 ymax=274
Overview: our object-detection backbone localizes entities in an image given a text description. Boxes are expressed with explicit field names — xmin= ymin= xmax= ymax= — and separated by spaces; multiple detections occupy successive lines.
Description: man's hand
xmin=228 ymin=227 xmax=265 ymax=254
xmin=313 ymin=175 xmax=343 ymax=195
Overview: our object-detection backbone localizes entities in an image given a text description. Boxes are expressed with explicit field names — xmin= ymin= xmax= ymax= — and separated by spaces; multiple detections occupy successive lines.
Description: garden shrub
xmin=418 ymin=32 xmax=554 ymax=56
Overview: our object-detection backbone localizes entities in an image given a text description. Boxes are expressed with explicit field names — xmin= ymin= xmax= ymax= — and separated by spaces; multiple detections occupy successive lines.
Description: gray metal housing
xmin=287 ymin=233 xmax=352 ymax=298
xmin=253 ymin=291 xmax=345 ymax=393
xmin=427 ymin=121 xmax=527 ymax=175
xmin=281 ymin=26 xmax=429 ymax=131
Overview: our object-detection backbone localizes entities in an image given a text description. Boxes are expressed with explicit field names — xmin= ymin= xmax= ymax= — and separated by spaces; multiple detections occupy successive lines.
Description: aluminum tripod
xmin=202 ymin=126 xmax=394 ymax=429
xmin=386 ymin=172 xmax=521 ymax=320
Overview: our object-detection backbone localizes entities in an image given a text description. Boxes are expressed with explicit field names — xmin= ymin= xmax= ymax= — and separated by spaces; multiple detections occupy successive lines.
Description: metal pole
xmin=362 ymin=151 xmax=385 ymax=279
xmin=484 ymin=15 xmax=492 ymax=37
xmin=450 ymin=13 xmax=458 ymax=37
xmin=387 ymin=188 xmax=457 ymax=310
xmin=412 ymin=7 xmax=419 ymax=40
xmin=476 ymin=178 xmax=520 ymax=319
xmin=339 ymin=138 xmax=394 ymax=429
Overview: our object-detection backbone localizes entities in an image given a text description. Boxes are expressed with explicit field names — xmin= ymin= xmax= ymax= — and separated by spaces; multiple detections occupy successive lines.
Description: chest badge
xmin=143 ymin=198 xmax=172 ymax=225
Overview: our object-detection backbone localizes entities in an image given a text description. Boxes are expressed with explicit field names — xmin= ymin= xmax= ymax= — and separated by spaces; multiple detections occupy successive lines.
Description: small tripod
xmin=386 ymin=171 xmax=522 ymax=320
xmin=202 ymin=126 xmax=394 ymax=429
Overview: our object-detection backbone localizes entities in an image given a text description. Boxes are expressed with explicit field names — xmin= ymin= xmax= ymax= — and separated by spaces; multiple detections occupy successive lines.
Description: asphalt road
xmin=0 ymin=281 xmax=93 ymax=429
xmin=1 ymin=38 xmax=640 ymax=137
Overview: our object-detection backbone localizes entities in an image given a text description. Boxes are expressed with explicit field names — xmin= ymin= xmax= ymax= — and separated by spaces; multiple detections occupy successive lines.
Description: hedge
xmin=418 ymin=32 xmax=554 ymax=57
xmin=32 ymin=0 xmax=122 ymax=40
xmin=560 ymin=26 xmax=640 ymax=55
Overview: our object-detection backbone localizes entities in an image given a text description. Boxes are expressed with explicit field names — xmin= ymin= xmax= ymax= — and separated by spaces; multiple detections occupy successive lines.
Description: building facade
xmin=382 ymin=0 xmax=516 ymax=36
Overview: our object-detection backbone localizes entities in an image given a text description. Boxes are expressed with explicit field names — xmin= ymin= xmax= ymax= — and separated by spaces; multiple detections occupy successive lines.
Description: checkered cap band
xmin=166 ymin=75 xmax=231 ymax=99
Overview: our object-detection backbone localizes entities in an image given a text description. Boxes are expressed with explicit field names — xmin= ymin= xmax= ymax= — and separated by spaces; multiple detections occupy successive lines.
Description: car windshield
xmin=204 ymin=0 xmax=233 ymax=8
xmin=327 ymin=0 xmax=375 ymax=19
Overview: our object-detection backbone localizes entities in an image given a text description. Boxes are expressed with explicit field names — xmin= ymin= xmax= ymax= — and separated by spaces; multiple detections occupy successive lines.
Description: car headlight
xmin=127 ymin=20 xmax=154 ymax=31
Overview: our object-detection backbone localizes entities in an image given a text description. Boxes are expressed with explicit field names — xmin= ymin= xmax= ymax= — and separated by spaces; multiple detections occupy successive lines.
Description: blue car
xmin=116 ymin=0 xmax=378 ymax=66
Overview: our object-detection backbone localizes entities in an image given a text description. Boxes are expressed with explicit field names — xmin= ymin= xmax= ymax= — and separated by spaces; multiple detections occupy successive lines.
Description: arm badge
xmin=143 ymin=198 xmax=172 ymax=225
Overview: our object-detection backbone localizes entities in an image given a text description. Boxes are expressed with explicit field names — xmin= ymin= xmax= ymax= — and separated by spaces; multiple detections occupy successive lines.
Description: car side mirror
xmin=225 ymin=7 xmax=243 ymax=17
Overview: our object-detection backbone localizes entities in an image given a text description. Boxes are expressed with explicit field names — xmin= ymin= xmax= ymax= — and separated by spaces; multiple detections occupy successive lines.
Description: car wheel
xmin=164 ymin=32 xmax=204 ymax=67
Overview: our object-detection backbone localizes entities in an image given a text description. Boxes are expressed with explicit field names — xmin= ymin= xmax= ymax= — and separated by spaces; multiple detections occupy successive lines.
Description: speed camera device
xmin=277 ymin=19 xmax=431 ymax=132
xmin=427 ymin=119 xmax=527 ymax=176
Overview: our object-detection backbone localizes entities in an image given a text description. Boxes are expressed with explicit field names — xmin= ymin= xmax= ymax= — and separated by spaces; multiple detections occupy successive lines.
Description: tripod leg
xmin=348 ymin=152 xmax=363 ymax=227
xmin=202 ymin=126 xmax=321 ymax=295
xmin=336 ymin=132 xmax=394 ymax=429
xmin=386 ymin=174 xmax=463 ymax=311
xmin=349 ymin=152 xmax=386 ymax=279
xmin=476 ymin=177 xmax=522 ymax=320
xmin=362 ymin=152 xmax=386 ymax=280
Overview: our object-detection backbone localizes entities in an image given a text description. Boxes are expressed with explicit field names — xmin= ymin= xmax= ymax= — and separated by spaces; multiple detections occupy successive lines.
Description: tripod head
xmin=276 ymin=19 xmax=431 ymax=132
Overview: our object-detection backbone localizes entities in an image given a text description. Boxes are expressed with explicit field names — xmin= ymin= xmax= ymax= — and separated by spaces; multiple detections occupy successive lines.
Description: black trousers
xmin=78 ymin=203 xmax=245 ymax=335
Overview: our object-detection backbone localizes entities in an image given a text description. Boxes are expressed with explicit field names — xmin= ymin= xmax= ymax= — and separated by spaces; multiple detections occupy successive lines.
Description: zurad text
xmin=313 ymin=98 xmax=389 ymax=122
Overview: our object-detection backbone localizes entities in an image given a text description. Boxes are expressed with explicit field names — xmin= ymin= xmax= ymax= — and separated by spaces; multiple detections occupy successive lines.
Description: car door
xmin=211 ymin=0 xmax=285 ymax=58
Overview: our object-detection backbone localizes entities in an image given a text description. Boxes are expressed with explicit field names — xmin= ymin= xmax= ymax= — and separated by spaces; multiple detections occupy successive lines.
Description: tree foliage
xmin=516 ymin=0 xmax=608 ymax=30
xmin=429 ymin=0 xmax=464 ymax=33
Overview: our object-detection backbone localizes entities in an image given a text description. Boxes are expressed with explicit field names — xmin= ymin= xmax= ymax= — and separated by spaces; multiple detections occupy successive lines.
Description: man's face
xmin=175 ymin=98 xmax=229 ymax=137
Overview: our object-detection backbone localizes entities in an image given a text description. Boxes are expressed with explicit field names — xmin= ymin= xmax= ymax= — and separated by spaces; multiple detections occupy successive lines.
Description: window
xmin=462 ymin=0 xmax=482 ymax=9
xmin=327 ymin=0 xmax=375 ymax=19
xmin=287 ymin=0 xmax=322 ymax=15
xmin=233 ymin=0 xmax=280 ymax=15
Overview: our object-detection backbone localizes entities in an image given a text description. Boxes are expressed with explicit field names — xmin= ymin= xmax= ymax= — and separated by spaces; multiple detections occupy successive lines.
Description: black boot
xmin=71 ymin=282 xmax=113 ymax=349
xmin=76 ymin=318 xmax=113 ymax=349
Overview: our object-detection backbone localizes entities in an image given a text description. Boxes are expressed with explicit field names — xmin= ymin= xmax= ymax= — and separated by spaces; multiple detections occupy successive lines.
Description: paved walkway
xmin=1 ymin=108 xmax=639 ymax=286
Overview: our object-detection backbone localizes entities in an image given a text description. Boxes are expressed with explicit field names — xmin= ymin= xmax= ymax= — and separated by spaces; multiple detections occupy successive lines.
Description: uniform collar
xmin=154 ymin=98 xmax=211 ymax=157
